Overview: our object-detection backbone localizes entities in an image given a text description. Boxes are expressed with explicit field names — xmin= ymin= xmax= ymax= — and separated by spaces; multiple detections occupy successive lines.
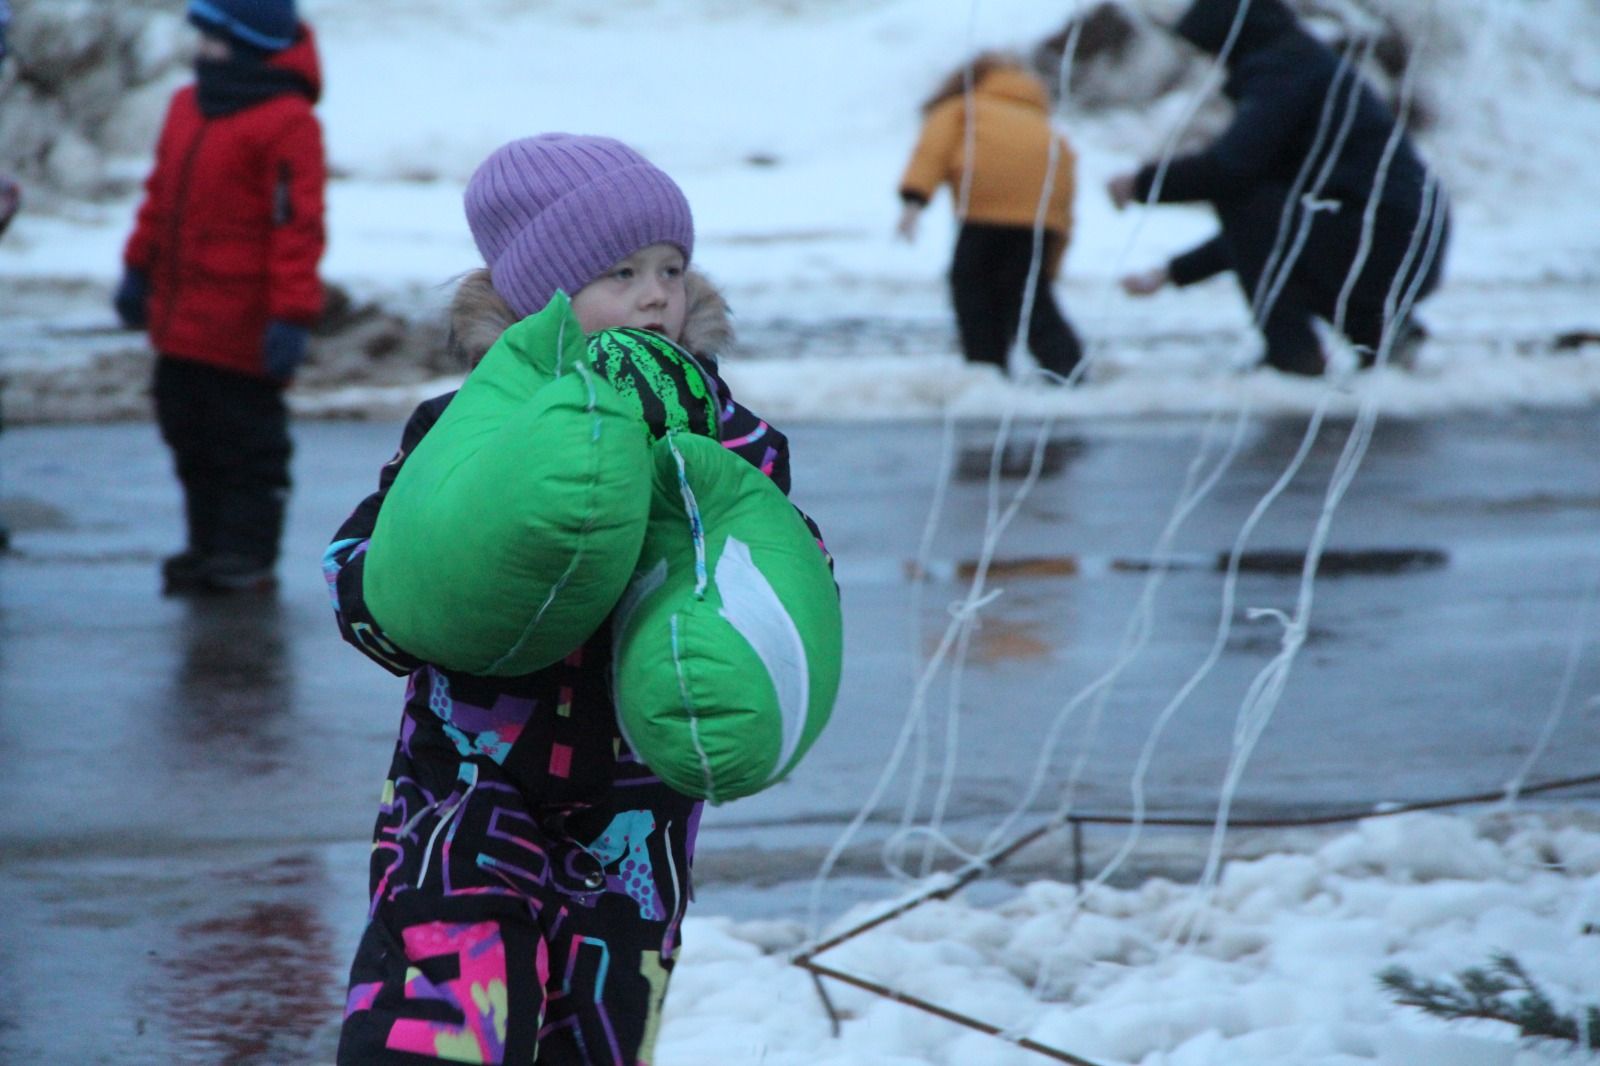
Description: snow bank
xmin=662 ymin=812 xmax=1600 ymax=1065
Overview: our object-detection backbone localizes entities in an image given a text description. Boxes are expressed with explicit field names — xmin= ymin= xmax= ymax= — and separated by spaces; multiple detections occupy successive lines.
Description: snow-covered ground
xmin=3 ymin=2 xmax=1598 ymax=1063
xmin=668 ymin=812 xmax=1600 ymax=1066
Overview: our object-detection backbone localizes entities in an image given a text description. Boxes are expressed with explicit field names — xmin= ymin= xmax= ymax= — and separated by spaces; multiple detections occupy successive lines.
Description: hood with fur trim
xmin=447 ymin=267 xmax=733 ymax=367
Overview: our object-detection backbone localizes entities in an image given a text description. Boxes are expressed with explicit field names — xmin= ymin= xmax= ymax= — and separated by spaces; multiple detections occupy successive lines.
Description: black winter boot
xmin=199 ymin=554 xmax=278 ymax=594
xmin=1264 ymin=347 xmax=1327 ymax=377
xmin=161 ymin=550 xmax=211 ymax=595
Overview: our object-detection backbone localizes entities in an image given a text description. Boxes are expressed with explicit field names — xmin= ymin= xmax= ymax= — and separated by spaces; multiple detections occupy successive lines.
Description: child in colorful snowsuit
xmin=117 ymin=0 xmax=326 ymax=593
xmin=327 ymin=133 xmax=824 ymax=1065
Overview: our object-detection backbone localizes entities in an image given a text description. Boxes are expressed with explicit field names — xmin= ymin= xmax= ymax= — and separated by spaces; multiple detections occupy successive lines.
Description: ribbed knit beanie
xmin=187 ymin=0 xmax=299 ymax=52
xmin=463 ymin=134 xmax=695 ymax=319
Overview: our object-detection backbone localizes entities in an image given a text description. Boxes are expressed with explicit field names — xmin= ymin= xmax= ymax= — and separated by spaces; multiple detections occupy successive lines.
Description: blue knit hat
xmin=187 ymin=0 xmax=299 ymax=53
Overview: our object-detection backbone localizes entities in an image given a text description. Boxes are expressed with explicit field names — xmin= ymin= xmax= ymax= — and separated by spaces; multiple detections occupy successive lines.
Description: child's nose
xmin=639 ymin=279 xmax=668 ymax=307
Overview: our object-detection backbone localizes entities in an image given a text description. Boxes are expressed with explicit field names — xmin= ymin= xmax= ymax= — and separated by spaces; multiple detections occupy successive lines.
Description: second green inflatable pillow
xmin=613 ymin=433 xmax=843 ymax=803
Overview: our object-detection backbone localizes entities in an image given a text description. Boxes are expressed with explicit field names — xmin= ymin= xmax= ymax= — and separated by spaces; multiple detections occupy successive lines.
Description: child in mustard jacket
xmin=898 ymin=52 xmax=1083 ymax=380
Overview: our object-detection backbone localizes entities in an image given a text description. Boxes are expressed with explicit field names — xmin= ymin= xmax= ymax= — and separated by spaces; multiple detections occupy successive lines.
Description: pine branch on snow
xmin=1378 ymin=952 xmax=1600 ymax=1050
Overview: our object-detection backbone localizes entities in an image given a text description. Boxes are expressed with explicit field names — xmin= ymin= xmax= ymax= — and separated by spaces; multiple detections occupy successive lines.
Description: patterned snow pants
xmin=337 ymin=738 xmax=700 ymax=1065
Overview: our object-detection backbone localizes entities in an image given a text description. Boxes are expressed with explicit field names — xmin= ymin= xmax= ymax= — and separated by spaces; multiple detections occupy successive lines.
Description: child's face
xmin=195 ymin=33 xmax=233 ymax=62
xmin=571 ymin=243 xmax=687 ymax=341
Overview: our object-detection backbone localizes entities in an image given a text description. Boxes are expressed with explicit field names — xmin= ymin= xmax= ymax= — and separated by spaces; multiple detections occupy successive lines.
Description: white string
xmin=1006 ymin=9 xmax=1078 ymax=384
xmin=920 ymin=594 xmax=978 ymax=876
xmin=1079 ymin=399 xmax=1329 ymax=896
xmin=1166 ymin=3 xmax=1453 ymax=953
xmin=798 ymin=11 xmax=1592 ymax=1065
xmin=1076 ymin=3 xmax=1450 ymax=939
xmin=981 ymin=2 xmax=1253 ymax=881
xmin=842 ymin=0 xmax=1086 ymax=893
xmin=807 ymin=0 xmax=1270 ymax=932
xmin=666 ymin=434 xmax=709 ymax=598
xmin=955 ymin=3 xmax=980 ymax=223
xmin=414 ymin=762 xmax=478 ymax=891
xmin=1500 ymin=551 xmax=1600 ymax=804
xmin=956 ymin=0 xmax=1449 ymax=1001
xmin=981 ymin=0 xmax=1355 ymax=868
xmin=1042 ymin=27 xmax=1399 ymax=917
xmin=805 ymin=547 xmax=996 ymax=934
xmin=806 ymin=3 xmax=1466 ymax=994
xmin=1250 ymin=39 xmax=1365 ymax=324
xmin=983 ymin=401 xmax=1247 ymax=859
xmin=1254 ymin=37 xmax=1372 ymax=326
xmin=890 ymin=419 xmax=1059 ymax=877
xmin=971 ymin=16 xmax=1305 ymax=912
xmin=895 ymin=409 xmax=960 ymax=859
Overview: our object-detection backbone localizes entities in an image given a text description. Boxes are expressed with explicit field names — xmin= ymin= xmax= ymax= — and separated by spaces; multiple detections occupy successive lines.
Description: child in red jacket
xmin=117 ymin=0 xmax=326 ymax=594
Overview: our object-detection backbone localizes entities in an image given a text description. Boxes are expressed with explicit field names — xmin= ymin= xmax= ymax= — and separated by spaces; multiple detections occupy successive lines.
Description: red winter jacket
xmin=123 ymin=26 xmax=326 ymax=378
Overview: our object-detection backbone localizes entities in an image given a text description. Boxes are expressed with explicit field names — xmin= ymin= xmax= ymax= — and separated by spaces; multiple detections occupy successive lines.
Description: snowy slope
xmin=2 ymin=0 xmax=1598 ymax=419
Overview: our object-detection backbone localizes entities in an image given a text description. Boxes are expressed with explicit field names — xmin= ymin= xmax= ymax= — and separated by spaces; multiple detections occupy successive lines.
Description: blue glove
xmin=113 ymin=269 xmax=149 ymax=329
xmin=263 ymin=319 xmax=310 ymax=381
xmin=0 ymin=176 xmax=18 ymax=240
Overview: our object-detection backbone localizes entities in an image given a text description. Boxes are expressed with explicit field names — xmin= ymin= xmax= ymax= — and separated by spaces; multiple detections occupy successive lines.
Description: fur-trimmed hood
xmin=447 ymin=268 xmax=734 ymax=367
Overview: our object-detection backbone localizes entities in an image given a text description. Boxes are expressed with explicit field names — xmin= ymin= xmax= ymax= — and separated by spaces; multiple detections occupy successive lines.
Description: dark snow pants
xmin=153 ymin=355 xmax=291 ymax=566
xmin=1214 ymin=182 xmax=1450 ymax=372
xmin=337 ymin=728 xmax=699 ymax=1065
xmin=950 ymin=223 xmax=1083 ymax=379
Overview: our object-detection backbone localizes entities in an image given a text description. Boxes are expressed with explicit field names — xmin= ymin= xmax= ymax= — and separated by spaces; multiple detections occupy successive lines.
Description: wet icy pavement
xmin=2 ymin=410 xmax=1598 ymax=1062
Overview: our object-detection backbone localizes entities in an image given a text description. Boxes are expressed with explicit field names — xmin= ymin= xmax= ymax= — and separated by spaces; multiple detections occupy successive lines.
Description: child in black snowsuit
xmin=1109 ymin=0 xmax=1449 ymax=375
xmin=326 ymin=134 xmax=825 ymax=1065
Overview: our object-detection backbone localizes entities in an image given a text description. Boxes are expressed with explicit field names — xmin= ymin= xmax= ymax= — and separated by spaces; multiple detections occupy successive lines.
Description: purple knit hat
xmin=464 ymin=133 xmax=695 ymax=318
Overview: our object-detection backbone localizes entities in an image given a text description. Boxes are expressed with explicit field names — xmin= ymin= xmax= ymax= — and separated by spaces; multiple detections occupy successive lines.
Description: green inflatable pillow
xmin=362 ymin=293 xmax=653 ymax=676
xmin=613 ymin=433 xmax=843 ymax=802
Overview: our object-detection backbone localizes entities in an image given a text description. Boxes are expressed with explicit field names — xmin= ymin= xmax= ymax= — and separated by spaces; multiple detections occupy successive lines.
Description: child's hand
xmin=1107 ymin=173 xmax=1138 ymax=210
xmin=113 ymin=269 xmax=149 ymax=329
xmin=896 ymin=202 xmax=921 ymax=242
xmin=263 ymin=320 xmax=310 ymax=381
xmin=1119 ymin=266 xmax=1170 ymax=297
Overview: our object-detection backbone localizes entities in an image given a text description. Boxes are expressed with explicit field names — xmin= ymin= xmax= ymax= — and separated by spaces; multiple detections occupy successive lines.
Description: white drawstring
xmin=414 ymin=762 xmax=480 ymax=890
xmin=666 ymin=434 xmax=708 ymax=599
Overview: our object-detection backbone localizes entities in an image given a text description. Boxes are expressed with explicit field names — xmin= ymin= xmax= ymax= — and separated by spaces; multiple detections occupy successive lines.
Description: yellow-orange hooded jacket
xmin=898 ymin=66 xmax=1076 ymax=274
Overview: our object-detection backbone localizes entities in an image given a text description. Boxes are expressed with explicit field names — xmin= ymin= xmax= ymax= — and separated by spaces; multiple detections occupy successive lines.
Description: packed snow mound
xmin=661 ymin=812 xmax=1600 ymax=1066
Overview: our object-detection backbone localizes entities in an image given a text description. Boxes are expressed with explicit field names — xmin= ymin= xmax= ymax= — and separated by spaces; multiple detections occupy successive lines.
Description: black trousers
xmin=950 ymin=223 xmax=1082 ymax=379
xmin=1217 ymin=183 xmax=1449 ymax=372
xmin=153 ymin=355 xmax=291 ymax=566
